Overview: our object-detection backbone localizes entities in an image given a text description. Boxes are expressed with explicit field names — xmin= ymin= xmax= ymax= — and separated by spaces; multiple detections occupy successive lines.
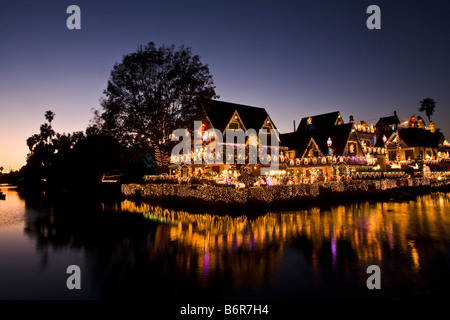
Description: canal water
xmin=1 ymin=183 xmax=450 ymax=301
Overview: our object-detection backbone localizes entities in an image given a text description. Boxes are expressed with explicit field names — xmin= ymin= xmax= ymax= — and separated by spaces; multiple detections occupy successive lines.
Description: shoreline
xmin=6 ymin=179 xmax=450 ymax=215
xmin=121 ymin=178 xmax=450 ymax=212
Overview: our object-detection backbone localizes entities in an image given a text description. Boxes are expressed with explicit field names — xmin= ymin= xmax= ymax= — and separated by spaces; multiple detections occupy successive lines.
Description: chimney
xmin=349 ymin=115 xmax=354 ymax=124
xmin=293 ymin=120 xmax=296 ymax=131
xmin=394 ymin=111 xmax=397 ymax=116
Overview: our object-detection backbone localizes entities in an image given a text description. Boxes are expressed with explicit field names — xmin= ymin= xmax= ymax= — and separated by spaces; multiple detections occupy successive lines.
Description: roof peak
xmin=299 ymin=110 xmax=341 ymax=119
xmin=211 ymin=99 xmax=267 ymax=110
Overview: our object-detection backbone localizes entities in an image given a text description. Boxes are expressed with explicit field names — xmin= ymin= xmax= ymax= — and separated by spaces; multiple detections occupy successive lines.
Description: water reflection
xmin=1 ymin=186 xmax=450 ymax=300
xmin=102 ymin=194 xmax=450 ymax=299
xmin=0 ymin=185 xmax=26 ymax=229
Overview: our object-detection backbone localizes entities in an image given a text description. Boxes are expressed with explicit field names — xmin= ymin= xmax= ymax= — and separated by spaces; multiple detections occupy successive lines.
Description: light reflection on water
xmin=1 ymin=184 xmax=450 ymax=300
xmin=0 ymin=185 xmax=26 ymax=229
xmin=105 ymin=196 xmax=450 ymax=299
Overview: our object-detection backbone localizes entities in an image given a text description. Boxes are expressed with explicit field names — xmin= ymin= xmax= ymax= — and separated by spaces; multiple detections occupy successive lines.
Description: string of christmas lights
xmin=122 ymin=176 xmax=437 ymax=204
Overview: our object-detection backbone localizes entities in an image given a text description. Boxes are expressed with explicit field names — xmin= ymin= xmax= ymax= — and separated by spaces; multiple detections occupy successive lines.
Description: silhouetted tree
xmin=24 ymin=112 xmax=85 ymax=188
xmin=45 ymin=110 xmax=55 ymax=124
xmin=23 ymin=109 xmax=149 ymax=191
xmin=93 ymin=42 xmax=218 ymax=166
xmin=419 ymin=98 xmax=436 ymax=123
xmin=26 ymin=110 xmax=56 ymax=152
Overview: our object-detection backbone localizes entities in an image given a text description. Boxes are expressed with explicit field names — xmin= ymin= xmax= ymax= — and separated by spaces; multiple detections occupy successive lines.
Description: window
xmin=228 ymin=122 xmax=239 ymax=130
xmin=405 ymin=150 xmax=414 ymax=160
xmin=348 ymin=142 xmax=357 ymax=155
xmin=388 ymin=151 xmax=397 ymax=161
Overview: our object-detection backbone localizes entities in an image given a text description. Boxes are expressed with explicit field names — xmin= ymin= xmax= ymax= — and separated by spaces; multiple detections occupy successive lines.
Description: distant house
xmin=375 ymin=112 xmax=400 ymax=133
xmin=385 ymin=127 xmax=445 ymax=161
xmin=279 ymin=111 xmax=381 ymax=176
xmin=282 ymin=123 xmax=363 ymax=158
xmin=373 ymin=111 xmax=401 ymax=149
xmin=167 ymin=102 xmax=447 ymax=178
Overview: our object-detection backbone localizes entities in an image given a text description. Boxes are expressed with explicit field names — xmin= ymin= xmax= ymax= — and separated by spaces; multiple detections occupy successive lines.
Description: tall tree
xmin=419 ymin=98 xmax=436 ymax=124
xmin=94 ymin=42 xmax=218 ymax=161
xmin=45 ymin=110 xmax=55 ymax=125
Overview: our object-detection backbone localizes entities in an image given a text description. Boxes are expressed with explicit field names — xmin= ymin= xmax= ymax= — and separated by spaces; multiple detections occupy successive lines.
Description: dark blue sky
xmin=1 ymin=0 xmax=449 ymax=170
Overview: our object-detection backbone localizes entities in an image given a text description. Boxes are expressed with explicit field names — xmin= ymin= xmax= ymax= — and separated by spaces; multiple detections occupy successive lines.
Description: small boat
xmin=0 ymin=192 xmax=5 ymax=200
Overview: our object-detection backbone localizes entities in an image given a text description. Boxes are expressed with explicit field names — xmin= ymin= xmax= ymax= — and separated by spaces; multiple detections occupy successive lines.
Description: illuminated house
xmin=373 ymin=111 xmax=401 ymax=151
xmin=279 ymin=111 xmax=381 ymax=175
xmin=375 ymin=112 xmax=400 ymax=133
xmin=170 ymin=100 xmax=282 ymax=177
xmin=372 ymin=111 xmax=446 ymax=163
xmin=383 ymin=127 xmax=445 ymax=162
xmin=168 ymin=103 xmax=447 ymax=178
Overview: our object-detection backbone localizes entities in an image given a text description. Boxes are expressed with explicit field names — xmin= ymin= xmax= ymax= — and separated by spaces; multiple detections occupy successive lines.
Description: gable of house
xmin=282 ymin=123 xmax=355 ymax=157
xmin=202 ymin=100 xmax=275 ymax=134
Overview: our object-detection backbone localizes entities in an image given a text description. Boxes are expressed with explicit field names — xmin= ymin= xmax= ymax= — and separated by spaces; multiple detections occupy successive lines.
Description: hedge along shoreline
xmin=121 ymin=178 xmax=443 ymax=208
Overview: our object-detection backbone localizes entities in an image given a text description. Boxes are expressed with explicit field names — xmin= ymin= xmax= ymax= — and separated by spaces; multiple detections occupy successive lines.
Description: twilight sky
xmin=1 ymin=0 xmax=449 ymax=171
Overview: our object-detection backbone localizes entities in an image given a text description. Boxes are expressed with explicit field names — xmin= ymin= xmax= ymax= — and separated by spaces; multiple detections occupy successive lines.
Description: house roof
xmin=280 ymin=131 xmax=311 ymax=153
xmin=397 ymin=128 xmax=444 ymax=148
xmin=202 ymin=100 xmax=274 ymax=133
xmin=376 ymin=115 xmax=400 ymax=127
xmin=297 ymin=111 xmax=343 ymax=132
xmin=280 ymin=132 xmax=299 ymax=150
xmin=282 ymin=123 xmax=354 ymax=157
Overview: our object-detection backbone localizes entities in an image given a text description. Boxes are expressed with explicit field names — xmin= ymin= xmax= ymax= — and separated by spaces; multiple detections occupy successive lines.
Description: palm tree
xmin=419 ymin=98 xmax=436 ymax=124
xmin=45 ymin=110 xmax=55 ymax=125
